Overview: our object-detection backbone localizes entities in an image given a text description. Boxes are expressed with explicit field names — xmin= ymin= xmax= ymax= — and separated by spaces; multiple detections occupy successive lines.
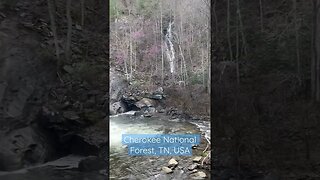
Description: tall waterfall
xmin=164 ymin=21 xmax=175 ymax=74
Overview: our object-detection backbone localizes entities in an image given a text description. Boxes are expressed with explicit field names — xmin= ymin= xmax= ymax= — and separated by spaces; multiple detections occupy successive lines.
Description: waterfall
xmin=165 ymin=21 xmax=175 ymax=74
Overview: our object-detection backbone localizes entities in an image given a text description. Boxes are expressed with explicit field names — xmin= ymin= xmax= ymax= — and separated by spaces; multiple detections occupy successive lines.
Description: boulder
xmin=162 ymin=166 xmax=173 ymax=174
xmin=67 ymin=123 xmax=107 ymax=156
xmin=109 ymin=69 xmax=128 ymax=103
xmin=149 ymin=94 xmax=164 ymax=100
xmin=147 ymin=107 xmax=156 ymax=113
xmin=168 ymin=158 xmax=178 ymax=168
xmin=195 ymin=171 xmax=207 ymax=178
xmin=0 ymin=127 xmax=51 ymax=171
xmin=143 ymin=113 xmax=152 ymax=117
xmin=78 ymin=156 xmax=107 ymax=172
xmin=192 ymin=156 xmax=202 ymax=162
xmin=109 ymin=101 xmax=127 ymax=115
xmin=188 ymin=163 xmax=199 ymax=171
xmin=134 ymin=98 xmax=156 ymax=109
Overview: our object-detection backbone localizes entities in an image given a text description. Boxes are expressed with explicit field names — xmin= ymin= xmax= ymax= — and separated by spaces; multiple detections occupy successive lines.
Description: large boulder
xmin=78 ymin=156 xmax=107 ymax=172
xmin=0 ymin=127 xmax=51 ymax=171
xmin=109 ymin=69 xmax=128 ymax=104
xmin=109 ymin=101 xmax=127 ymax=115
xmin=134 ymin=98 xmax=156 ymax=109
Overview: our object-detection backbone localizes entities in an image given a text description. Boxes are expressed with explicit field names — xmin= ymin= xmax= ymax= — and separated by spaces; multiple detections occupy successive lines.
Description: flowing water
xmin=0 ymin=113 xmax=210 ymax=180
xmin=109 ymin=112 xmax=211 ymax=180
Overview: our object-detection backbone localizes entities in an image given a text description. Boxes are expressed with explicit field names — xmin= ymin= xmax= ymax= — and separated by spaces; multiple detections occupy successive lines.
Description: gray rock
xmin=149 ymin=94 xmax=163 ymax=100
xmin=168 ymin=158 xmax=178 ymax=168
xmin=143 ymin=113 xmax=152 ymax=117
xmin=134 ymin=111 xmax=143 ymax=116
xmin=196 ymin=171 xmax=207 ymax=178
xmin=121 ymin=111 xmax=137 ymax=116
xmin=135 ymin=98 xmax=156 ymax=109
xmin=192 ymin=156 xmax=202 ymax=162
xmin=191 ymin=171 xmax=207 ymax=179
xmin=0 ymin=127 xmax=50 ymax=171
xmin=78 ymin=156 xmax=107 ymax=172
xmin=162 ymin=167 xmax=173 ymax=174
xmin=188 ymin=163 xmax=199 ymax=170
xmin=109 ymin=69 xmax=128 ymax=103
xmin=190 ymin=170 xmax=198 ymax=174
xmin=109 ymin=101 xmax=127 ymax=115
xmin=147 ymin=107 xmax=156 ymax=113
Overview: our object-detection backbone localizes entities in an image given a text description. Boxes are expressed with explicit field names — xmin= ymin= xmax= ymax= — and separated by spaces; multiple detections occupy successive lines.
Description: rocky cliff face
xmin=0 ymin=14 xmax=58 ymax=170
xmin=0 ymin=0 xmax=107 ymax=172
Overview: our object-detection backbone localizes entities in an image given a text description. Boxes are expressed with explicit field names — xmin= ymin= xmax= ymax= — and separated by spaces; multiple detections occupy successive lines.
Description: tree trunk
xmin=154 ymin=20 xmax=157 ymax=74
xmin=312 ymin=0 xmax=320 ymax=101
xmin=129 ymin=10 xmax=133 ymax=81
xmin=213 ymin=0 xmax=218 ymax=34
xmin=80 ymin=0 xmax=85 ymax=27
xmin=227 ymin=0 xmax=233 ymax=61
xmin=47 ymin=0 xmax=60 ymax=67
xmin=160 ymin=0 xmax=164 ymax=85
xmin=236 ymin=0 xmax=247 ymax=56
xmin=134 ymin=44 xmax=137 ymax=71
xmin=259 ymin=0 xmax=264 ymax=32
xmin=236 ymin=15 xmax=240 ymax=85
xmin=66 ymin=0 xmax=72 ymax=62
xmin=293 ymin=0 xmax=300 ymax=76
xmin=207 ymin=14 xmax=210 ymax=92
xmin=202 ymin=49 xmax=205 ymax=86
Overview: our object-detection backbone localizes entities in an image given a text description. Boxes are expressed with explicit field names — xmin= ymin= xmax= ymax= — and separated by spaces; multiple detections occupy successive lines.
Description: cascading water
xmin=109 ymin=114 xmax=164 ymax=152
xmin=164 ymin=21 xmax=175 ymax=74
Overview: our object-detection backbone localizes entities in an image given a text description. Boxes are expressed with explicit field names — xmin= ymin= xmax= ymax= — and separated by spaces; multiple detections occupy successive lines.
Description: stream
xmin=0 ymin=113 xmax=210 ymax=180
xmin=110 ymin=112 xmax=211 ymax=179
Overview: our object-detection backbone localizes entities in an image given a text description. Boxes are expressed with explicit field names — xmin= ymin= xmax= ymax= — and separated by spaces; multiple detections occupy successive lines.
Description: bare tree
xmin=293 ymin=0 xmax=300 ymax=76
xmin=312 ymin=0 xmax=320 ymax=101
xmin=129 ymin=9 xmax=133 ymax=81
xmin=259 ymin=0 xmax=264 ymax=32
xmin=81 ymin=0 xmax=85 ymax=27
xmin=236 ymin=0 xmax=247 ymax=56
xmin=160 ymin=0 xmax=164 ymax=85
xmin=66 ymin=0 xmax=72 ymax=62
xmin=236 ymin=13 xmax=240 ymax=85
xmin=47 ymin=0 xmax=60 ymax=67
xmin=227 ymin=0 xmax=233 ymax=61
